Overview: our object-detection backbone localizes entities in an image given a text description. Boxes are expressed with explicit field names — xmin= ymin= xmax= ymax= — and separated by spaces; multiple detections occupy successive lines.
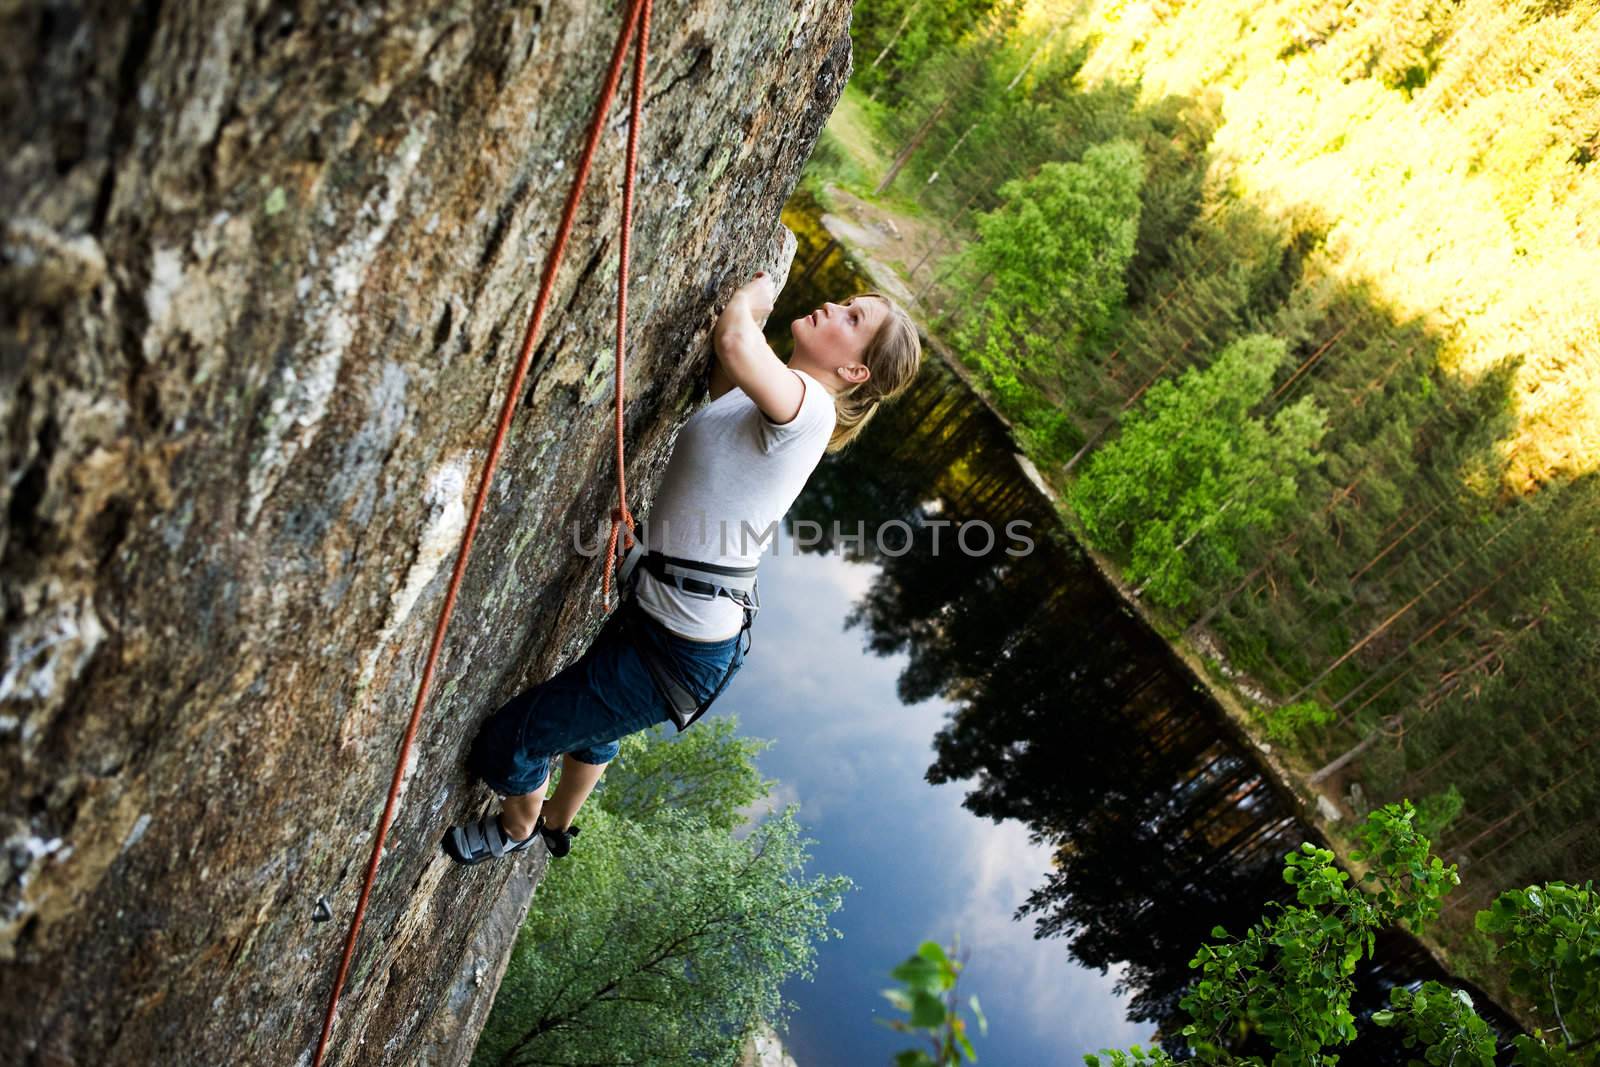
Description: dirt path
xmin=812 ymin=181 xmax=963 ymax=314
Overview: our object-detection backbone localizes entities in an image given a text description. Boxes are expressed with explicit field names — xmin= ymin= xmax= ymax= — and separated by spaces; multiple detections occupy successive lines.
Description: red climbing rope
xmin=604 ymin=0 xmax=654 ymax=601
xmin=312 ymin=1 xmax=653 ymax=1062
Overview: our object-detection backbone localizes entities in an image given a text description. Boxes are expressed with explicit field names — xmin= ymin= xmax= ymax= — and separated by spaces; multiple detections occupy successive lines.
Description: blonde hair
xmin=825 ymin=291 xmax=923 ymax=454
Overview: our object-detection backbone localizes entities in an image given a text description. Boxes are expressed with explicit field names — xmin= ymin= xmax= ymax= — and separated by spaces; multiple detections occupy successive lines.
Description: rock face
xmin=0 ymin=2 xmax=851 ymax=1064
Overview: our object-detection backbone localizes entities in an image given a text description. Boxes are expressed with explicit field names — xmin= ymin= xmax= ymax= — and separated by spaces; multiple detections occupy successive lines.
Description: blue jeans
xmin=468 ymin=597 xmax=748 ymax=796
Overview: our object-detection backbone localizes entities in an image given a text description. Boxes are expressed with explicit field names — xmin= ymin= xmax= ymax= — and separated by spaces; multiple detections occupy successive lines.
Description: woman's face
xmin=790 ymin=295 xmax=889 ymax=376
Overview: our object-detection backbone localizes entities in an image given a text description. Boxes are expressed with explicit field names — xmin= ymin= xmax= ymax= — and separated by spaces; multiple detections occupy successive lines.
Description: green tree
xmin=954 ymin=140 xmax=1145 ymax=413
xmin=471 ymin=805 xmax=851 ymax=1067
xmin=1176 ymin=801 xmax=1458 ymax=1062
xmin=1070 ymin=334 xmax=1327 ymax=608
xmin=847 ymin=0 xmax=1016 ymax=104
xmin=599 ymin=716 xmax=777 ymax=832
xmin=1083 ymin=803 xmax=1600 ymax=1066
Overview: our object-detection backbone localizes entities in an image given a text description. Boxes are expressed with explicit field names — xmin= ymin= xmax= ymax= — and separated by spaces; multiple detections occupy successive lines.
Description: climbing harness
xmin=614 ymin=540 xmax=759 ymax=732
xmin=616 ymin=538 xmax=761 ymax=616
xmin=616 ymin=542 xmax=759 ymax=730
xmin=313 ymin=0 xmax=657 ymax=1062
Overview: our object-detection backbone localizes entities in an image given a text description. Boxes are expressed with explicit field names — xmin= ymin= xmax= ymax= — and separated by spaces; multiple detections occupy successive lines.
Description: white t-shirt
xmin=634 ymin=367 xmax=837 ymax=640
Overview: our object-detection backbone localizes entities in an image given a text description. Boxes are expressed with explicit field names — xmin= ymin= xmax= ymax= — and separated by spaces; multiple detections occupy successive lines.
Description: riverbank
xmin=804 ymin=178 xmax=1530 ymax=1033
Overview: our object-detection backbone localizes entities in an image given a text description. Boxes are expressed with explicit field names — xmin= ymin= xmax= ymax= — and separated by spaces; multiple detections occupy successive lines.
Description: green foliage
xmin=1179 ymin=803 xmax=1457 ymax=1060
xmin=472 ymin=805 xmax=850 ymax=1067
xmin=973 ymin=141 xmax=1145 ymax=346
xmin=1084 ymin=805 xmax=1600 ymax=1066
xmin=601 ymin=717 xmax=776 ymax=833
xmin=1070 ymin=334 xmax=1328 ymax=608
xmin=880 ymin=939 xmax=988 ymax=1066
xmin=1346 ymin=800 xmax=1460 ymax=930
xmin=954 ymin=140 xmax=1145 ymax=411
xmin=1411 ymin=785 xmax=1465 ymax=842
xmin=1084 ymin=1047 xmax=1180 ymax=1066
xmin=1084 ymin=802 xmax=1464 ymax=1066
xmin=472 ymin=721 xmax=851 ymax=1067
xmin=1476 ymin=881 xmax=1600 ymax=1062
xmin=1012 ymin=396 xmax=1084 ymax=467
xmin=847 ymin=0 xmax=1017 ymax=105
xmin=1263 ymin=699 xmax=1334 ymax=742
xmin=1373 ymin=981 xmax=1498 ymax=1066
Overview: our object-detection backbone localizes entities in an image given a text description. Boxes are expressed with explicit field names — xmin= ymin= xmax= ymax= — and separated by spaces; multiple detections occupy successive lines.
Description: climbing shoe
xmin=442 ymin=813 xmax=540 ymax=866
xmin=539 ymin=819 xmax=581 ymax=859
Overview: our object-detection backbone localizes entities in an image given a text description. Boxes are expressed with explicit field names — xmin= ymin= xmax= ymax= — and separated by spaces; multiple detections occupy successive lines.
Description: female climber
xmin=442 ymin=270 xmax=923 ymax=865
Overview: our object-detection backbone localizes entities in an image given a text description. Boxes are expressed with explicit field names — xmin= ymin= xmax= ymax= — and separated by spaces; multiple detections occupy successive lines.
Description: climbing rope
xmin=312 ymin=1 xmax=653 ymax=1062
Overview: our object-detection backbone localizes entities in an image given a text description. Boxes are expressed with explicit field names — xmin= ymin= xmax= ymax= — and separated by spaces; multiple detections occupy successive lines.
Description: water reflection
xmin=723 ymin=544 xmax=1155 ymax=1063
xmin=785 ymin=352 xmax=1304 ymax=1039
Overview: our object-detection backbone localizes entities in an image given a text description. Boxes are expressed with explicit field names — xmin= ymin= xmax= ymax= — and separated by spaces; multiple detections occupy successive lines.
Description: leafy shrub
xmin=881 ymin=939 xmax=988 ymax=1067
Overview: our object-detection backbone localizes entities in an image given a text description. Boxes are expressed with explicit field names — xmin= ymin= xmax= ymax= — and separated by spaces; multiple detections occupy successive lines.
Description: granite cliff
xmin=1 ymin=1 xmax=850 ymax=1062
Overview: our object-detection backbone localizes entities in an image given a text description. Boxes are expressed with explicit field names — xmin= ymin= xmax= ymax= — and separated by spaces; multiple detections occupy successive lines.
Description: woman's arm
xmin=708 ymin=345 xmax=737 ymax=401
xmin=711 ymin=281 xmax=805 ymax=425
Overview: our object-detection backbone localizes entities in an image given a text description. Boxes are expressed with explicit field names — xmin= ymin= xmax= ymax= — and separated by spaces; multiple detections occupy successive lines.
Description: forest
xmin=826 ymin=0 xmax=1599 ymax=989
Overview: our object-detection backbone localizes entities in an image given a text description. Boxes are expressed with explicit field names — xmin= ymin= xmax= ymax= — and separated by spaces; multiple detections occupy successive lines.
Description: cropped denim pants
xmin=468 ymin=596 xmax=747 ymax=796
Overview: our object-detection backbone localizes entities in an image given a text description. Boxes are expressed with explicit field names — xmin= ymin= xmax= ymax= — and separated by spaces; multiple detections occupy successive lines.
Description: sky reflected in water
xmin=718 ymin=543 xmax=1155 ymax=1066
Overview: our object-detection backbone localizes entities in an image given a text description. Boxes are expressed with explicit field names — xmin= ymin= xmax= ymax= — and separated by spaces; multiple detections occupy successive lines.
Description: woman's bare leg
xmin=540 ymin=754 xmax=608 ymax=831
xmin=499 ymin=781 xmax=548 ymax=840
